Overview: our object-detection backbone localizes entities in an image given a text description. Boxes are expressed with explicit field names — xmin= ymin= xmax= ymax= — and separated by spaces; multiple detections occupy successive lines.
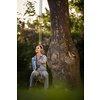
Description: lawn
xmin=17 ymin=84 xmax=84 ymax=100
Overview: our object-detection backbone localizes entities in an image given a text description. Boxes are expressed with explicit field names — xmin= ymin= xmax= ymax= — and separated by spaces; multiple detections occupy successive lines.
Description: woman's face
xmin=36 ymin=46 xmax=41 ymax=53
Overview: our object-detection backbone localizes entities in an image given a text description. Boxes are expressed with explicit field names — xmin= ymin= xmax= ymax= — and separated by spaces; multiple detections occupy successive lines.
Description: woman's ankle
xmin=29 ymin=87 xmax=32 ymax=90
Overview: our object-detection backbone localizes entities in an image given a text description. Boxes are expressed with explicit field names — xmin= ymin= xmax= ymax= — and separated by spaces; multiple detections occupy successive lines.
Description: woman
xmin=29 ymin=45 xmax=49 ymax=90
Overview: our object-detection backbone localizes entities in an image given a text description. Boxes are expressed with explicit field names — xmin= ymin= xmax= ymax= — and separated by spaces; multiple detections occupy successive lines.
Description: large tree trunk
xmin=47 ymin=0 xmax=81 ymax=88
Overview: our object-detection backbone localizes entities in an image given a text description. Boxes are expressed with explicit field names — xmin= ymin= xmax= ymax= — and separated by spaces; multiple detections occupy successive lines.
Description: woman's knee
xmin=44 ymin=72 xmax=49 ymax=78
xmin=31 ymin=71 xmax=37 ymax=77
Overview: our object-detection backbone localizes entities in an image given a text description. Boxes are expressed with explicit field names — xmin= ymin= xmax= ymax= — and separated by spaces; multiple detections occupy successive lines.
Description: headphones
xmin=35 ymin=45 xmax=44 ymax=53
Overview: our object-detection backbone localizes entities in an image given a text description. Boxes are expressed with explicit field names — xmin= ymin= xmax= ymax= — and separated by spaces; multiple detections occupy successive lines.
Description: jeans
xmin=30 ymin=70 xmax=49 ymax=89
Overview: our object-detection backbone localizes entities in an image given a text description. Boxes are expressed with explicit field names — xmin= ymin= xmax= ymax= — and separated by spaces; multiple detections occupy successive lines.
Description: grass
xmin=17 ymin=84 xmax=84 ymax=100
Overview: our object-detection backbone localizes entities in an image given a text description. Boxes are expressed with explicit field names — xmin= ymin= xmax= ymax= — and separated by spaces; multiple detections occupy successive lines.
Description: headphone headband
xmin=40 ymin=45 xmax=43 ymax=49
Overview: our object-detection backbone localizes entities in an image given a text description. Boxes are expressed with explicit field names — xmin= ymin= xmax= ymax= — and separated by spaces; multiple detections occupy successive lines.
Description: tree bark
xmin=47 ymin=0 xmax=81 ymax=88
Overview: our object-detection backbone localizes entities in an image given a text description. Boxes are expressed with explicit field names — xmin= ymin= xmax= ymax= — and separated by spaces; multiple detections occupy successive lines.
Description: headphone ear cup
xmin=41 ymin=49 xmax=43 ymax=52
xmin=41 ymin=49 xmax=44 ymax=52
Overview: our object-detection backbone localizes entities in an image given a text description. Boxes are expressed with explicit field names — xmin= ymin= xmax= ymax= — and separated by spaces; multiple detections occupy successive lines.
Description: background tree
xmin=47 ymin=0 xmax=81 ymax=88
xmin=23 ymin=0 xmax=36 ymax=16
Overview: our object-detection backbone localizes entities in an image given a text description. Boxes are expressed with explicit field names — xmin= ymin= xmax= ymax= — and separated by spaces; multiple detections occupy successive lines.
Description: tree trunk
xmin=47 ymin=0 xmax=81 ymax=88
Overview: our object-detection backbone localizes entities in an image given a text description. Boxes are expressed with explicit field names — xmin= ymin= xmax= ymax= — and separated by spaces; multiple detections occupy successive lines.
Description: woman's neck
xmin=37 ymin=52 xmax=41 ymax=57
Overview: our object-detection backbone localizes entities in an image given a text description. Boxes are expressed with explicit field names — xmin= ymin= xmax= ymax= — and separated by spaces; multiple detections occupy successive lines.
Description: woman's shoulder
xmin=42 ymin=54 xmax=47 ymax=58
xmin=32 ymin=55 xmax=36 ymax=59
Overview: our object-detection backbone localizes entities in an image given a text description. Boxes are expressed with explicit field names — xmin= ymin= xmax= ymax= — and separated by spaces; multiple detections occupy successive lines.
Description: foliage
xmin=17 ymin=18 xmax=51 ymax=87
xmin=23 ymin=0 xmax=36 ymax=16
xmin=41 ymin=8 xmax=51 ymax=33
xmin=69 ymin=0 xmax=84 ymax=20
xmin=69 ymin=0 xmax=84 ymax=14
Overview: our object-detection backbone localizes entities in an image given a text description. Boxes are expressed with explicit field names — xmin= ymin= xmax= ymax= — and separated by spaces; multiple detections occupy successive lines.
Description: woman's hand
xmin=39 ymin=59 xmax=44 ymax=64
